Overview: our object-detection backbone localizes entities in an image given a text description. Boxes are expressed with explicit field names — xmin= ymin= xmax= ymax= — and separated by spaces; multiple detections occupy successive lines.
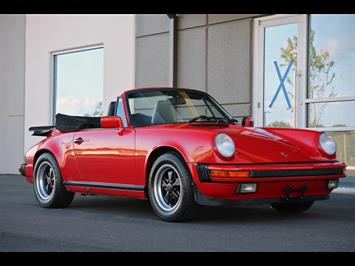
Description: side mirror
xmin=242 ymin=116 xmax=254 ymax=127
xmin=100 ymin=116 xmax=123 ymax=129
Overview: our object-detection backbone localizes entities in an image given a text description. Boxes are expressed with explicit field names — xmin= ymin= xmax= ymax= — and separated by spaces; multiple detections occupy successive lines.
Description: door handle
xmin=73 ymin=137 xmax=84 ymax=144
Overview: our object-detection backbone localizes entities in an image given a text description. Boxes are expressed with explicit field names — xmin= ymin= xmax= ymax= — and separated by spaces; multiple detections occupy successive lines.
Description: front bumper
xmin=194 ymin=188 xmax=330 ymax=206
xmin=196 ymin=161 xmax=346 ymax=183
xmin=190 ymin=161 xmax=346 ymax=204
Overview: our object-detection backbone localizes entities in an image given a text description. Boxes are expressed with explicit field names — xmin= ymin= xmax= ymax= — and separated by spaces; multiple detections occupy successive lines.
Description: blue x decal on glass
xmin=269 ymin=59 xmax=294 ymax=109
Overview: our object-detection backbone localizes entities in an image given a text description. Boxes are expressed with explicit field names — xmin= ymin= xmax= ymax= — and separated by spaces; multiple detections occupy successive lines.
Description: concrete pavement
xmin=1 ymin=174 xmax=354 ymax=251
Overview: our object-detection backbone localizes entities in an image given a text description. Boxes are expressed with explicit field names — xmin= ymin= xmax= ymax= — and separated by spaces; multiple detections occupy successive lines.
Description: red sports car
xmin=20 ymin=87 xmax=346 ymax=222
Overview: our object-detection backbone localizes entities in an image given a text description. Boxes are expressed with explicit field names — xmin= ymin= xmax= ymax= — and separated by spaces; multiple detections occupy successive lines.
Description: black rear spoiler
xmin=29 ymin=126 xmax=54 ymax=136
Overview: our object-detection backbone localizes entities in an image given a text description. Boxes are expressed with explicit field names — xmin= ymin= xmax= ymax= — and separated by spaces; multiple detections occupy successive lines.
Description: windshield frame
xmin=124 ymin=88 xmax=234 ymax=128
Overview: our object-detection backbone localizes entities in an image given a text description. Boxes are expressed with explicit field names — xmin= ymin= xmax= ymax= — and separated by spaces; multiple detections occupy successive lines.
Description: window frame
xmin=305 ymin=14 xmax=355 ymax=132
xmin=51 ymin=44 xmax=104 ymax=123
xmin=253 ymin=14 xmax=355 ymax=132
xmin=124 ymin=88 xmax=233 ymax=128
xmin=115 ymin=96 xmax=128 ymax=128
xmin=252 ymin=14 xmax=308 ymax=129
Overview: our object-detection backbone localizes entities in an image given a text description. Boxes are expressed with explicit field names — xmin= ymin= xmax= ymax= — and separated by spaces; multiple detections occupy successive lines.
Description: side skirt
xmin=63 ymin=181 xmax=144 ymax=191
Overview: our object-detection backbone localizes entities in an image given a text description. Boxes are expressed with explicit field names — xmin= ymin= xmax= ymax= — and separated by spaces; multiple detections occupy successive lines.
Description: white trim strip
xmin=304 ymin=96 xmax=355 ymax=104
xmin=304 ymin=127 xmax=355 ymax=132
xmin=51 ymin=43 xmax=104 ymax=56
xmin=333 ymin=187 xmax=355 ymax=195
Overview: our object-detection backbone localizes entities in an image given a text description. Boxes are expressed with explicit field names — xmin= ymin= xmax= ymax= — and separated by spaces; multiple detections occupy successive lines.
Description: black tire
xmin=33 ymin=153 xmax=75 ymax=208
xmin=148 ymin=152 xmax=199 ymax=222
xmin=270 ymin=201 xmax=314 ymax=213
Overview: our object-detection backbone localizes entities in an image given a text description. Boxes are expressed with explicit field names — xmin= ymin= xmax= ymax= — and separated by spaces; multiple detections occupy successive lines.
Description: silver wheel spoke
xmin=161 ymin=181 xmax=169 ymax=190
xmin=164 ymin=192 xmax=170 ymax=202
xmin=171 ymin=190 xmax=179 ymax=199
xmin=49 ymin=168 xmax=53 ymax=178
xmin=167 ymin=171 xmax=173 ymax=183
xmin=172 ymin=179 xmax=180 ymax=187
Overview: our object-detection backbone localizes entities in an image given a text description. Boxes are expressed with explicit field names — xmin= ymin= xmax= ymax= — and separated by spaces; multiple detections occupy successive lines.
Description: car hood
xmin=218 ymin=125 xmax=324 ymax=163
xmin=150 ymin=123 xmax=325 ymax=163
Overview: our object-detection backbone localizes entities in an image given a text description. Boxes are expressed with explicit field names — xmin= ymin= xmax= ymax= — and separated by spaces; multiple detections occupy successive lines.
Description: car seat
xmin=151 ymin=100 xmax=177 ymax=124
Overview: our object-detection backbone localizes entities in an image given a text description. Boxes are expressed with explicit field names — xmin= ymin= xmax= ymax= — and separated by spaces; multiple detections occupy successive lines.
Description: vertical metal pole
xmin=168 ymin=14 xmax=177 ymax=88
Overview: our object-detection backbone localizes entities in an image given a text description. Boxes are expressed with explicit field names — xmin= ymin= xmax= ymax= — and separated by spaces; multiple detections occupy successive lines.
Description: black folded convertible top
xmin=29 ymin=113 xmax=102 ymax=135
xmin=55 ymin=113 xmax=101 ymax=132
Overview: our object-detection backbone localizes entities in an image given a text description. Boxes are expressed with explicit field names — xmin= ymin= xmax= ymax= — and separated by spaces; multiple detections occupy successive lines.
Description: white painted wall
xmin=0 ymin=15 xmax=26 ymax=174
xmin=25 ymin=14 xmax=135 ymax=153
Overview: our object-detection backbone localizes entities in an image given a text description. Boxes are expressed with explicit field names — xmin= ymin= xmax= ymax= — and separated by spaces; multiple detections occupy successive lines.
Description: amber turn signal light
xmin=210 ymin=169 xmax=250 ymax=178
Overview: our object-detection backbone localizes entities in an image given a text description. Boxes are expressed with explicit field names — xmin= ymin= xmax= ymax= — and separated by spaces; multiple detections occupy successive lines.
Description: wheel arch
xmin=34 ymin=149 xmax=54 ymax=166
xmin=33 ymin=148 xmax=62 ymax=173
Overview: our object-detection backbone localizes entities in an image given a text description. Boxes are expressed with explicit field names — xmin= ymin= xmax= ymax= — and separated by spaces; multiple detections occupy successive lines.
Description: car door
xmin=73 ymin=128 xmax=135 ymax=185
xmin=73 ymin=97 xmax=136 ymax=186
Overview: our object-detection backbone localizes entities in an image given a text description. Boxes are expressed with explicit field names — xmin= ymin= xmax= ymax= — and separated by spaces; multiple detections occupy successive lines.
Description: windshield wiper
xmin=227 ymin=118 xmax=239 ymax=124
xmin=188 ymin=115 xmax=229 ymax=124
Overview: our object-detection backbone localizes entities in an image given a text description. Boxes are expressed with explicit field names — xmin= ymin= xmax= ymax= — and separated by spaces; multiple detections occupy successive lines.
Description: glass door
xmin=253 ymin=15 xmax=307 ymax=128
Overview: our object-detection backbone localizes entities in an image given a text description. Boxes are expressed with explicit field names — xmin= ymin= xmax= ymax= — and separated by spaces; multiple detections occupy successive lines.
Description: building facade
xmin=0 ymin=14 xmax=354 ymax=177
xmin=135 ymin=14 xmax=355 ymax=176
xmin=0 ymin=14 xmax=135 ymax=174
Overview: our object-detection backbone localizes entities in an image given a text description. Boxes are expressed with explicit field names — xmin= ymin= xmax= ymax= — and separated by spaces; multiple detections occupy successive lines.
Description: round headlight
xmin=319 ymin=133 xmax=336 ymax=155
xmin=215 ymin=133 xmax=235 ymax=158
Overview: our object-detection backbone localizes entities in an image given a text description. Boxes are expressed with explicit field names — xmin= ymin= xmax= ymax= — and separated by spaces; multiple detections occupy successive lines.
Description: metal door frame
xmin=252 ymin=14 xmax=308 ymax=128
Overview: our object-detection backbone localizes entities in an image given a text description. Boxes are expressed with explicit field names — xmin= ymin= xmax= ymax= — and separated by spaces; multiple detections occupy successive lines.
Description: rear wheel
xmin=270 ymin=201 xmax=314 ymax=213
xmin=33 ymin=153 xmax=74 ymax=208
xmin=148 ymin=152 xmax=199 ymax=222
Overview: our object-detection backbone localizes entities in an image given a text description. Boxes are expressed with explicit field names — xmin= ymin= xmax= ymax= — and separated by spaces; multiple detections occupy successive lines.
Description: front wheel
xmin=33 ymin=153 xmax=75 ymax=208
xmin=270 ymin=201 xmax=314 ymax=213
xmin=148 ymin=152 xmax=199 ymax=222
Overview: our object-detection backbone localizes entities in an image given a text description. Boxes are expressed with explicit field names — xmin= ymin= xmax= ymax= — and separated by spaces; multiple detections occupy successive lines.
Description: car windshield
xmin=126 ymin=89 xmax=233 ymax=127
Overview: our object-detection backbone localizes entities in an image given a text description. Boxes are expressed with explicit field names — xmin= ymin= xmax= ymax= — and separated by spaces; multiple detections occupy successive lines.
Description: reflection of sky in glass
xmin=308 ymin=15 xmax=355 ymax=128
xmin=55 ymin=48 xmax=104 ymax=116
xmin=310 ymin=14 xmax=355 ymax=98
xmin=262 ymin=15 xmax=355 ymax=128
xmin=264 ymin=23 xmax=297 ymax=127
xmin=308 ymin=101 xmax=355 ymax=127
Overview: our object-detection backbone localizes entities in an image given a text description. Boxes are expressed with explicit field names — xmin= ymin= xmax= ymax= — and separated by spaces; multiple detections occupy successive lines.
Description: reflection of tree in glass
xmin=279 ymin=30 xmax=336 ymax=128
xmin=268 ymin=120 xmax=292 ymax=128
xmin=84 ymin=101 xmax=103 ymax=117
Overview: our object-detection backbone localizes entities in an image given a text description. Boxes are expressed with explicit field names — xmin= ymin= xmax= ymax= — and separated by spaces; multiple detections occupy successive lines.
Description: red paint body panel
xmin=72 ymin=128 xmax=136 ymax=184
xmin=22 ymin=88 xmax=346 ymax=205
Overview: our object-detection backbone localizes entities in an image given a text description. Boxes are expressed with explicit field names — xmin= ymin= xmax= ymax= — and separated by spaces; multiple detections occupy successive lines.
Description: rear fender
xmin=31 ymin=132 xmax=77 ymax=182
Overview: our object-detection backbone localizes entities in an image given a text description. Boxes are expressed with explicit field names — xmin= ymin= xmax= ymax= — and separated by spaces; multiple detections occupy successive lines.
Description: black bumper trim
xmin=19 ymin=163 xmax=26 ymax=176
xmin=249 ymin=168 xmax=344 ymax=178
xmin=196 ymin=163 xmax=344 ymax=183
xmin=193 ymin=188 xmax=330 ymax=207
xmin=196 ymin=164 xmax=211 ymax=182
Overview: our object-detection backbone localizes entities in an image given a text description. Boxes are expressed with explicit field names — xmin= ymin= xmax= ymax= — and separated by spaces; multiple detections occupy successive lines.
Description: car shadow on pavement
xmin=64 ymin=194 xmax=337 ymax=224
xmin=192 ymin=205 xmax=316 ymax=224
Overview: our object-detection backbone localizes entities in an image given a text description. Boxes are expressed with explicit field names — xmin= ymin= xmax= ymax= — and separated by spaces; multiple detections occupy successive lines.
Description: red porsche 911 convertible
xmin=20 ymin=87 xmax=346 ymax=222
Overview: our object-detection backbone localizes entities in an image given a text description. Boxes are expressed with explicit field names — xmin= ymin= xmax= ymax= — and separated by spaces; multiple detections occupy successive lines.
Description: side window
xmin=115 ymin=97 xmax=128 ymax=127
xmin=53 ymin=47 xmax=104 ymax=119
